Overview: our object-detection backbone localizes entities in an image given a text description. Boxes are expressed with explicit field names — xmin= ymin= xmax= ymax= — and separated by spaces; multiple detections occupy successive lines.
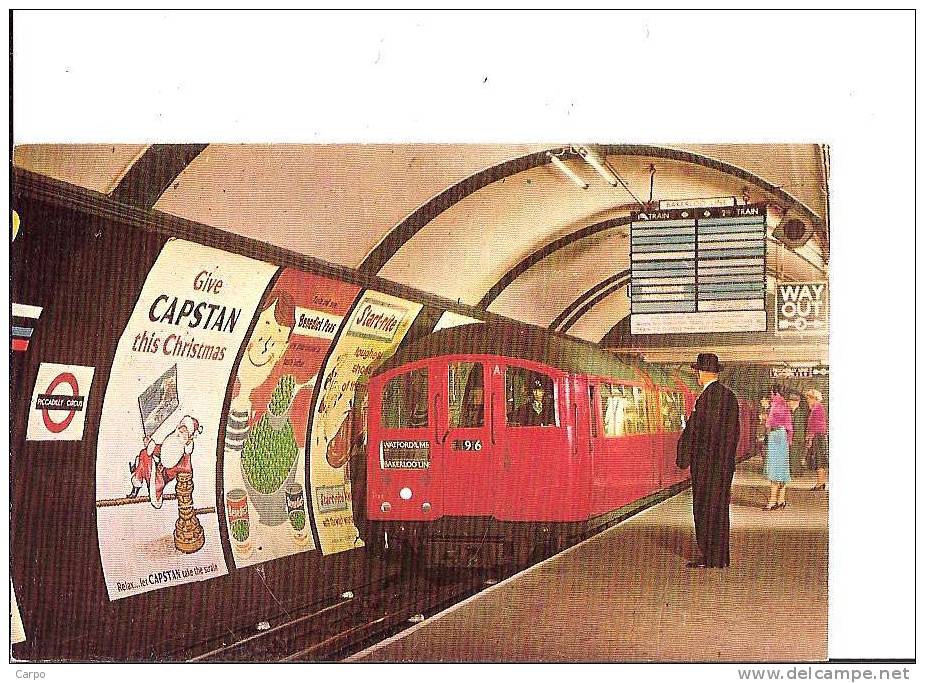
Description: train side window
xmin=589 ymin=385 xmax=599 ymax=438
xmin=506 ymin=367 xmax=556 ymax=427
xmin=381 ymin=368 xmax=429 ymax=429
xmin=449 ymin=362 xmax=484 ymax=428
xmin=600 ymin=383 xmax=651 ymax=436
xmin=659 ymin=390 xmax=685 ymax=432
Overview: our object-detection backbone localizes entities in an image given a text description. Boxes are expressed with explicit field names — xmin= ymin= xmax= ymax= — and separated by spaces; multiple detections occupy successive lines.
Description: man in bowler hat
xmin=677 ymin=353 xmax=740 ymax=568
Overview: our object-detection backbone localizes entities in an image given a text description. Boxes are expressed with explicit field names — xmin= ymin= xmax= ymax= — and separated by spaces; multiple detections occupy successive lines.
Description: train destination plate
xmin=381 ymin=439 xmax=431 ymax=469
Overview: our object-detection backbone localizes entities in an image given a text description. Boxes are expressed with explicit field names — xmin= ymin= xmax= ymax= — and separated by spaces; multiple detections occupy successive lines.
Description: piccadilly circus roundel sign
xmin=27 ymin=363 xmax=96 ymax=441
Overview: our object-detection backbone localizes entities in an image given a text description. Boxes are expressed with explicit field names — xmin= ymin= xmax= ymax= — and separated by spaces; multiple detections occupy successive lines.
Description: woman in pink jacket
xmin=764 ymin=386 xmax=795 ymax=510
xmin=804 ymin=388 xmax=828 ymax=491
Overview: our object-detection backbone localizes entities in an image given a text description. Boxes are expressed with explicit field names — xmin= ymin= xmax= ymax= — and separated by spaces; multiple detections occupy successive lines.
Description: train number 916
xmin=452 ymin=439 xmax=483 ymax=452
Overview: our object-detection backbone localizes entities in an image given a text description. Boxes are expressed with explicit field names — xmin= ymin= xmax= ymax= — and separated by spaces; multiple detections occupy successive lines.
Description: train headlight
xmin=422 ymin=502 xmax=431 ymax=513
xmin=381 ymin=502 xmax=391 ymax=513
xmin=399 ymin=487 xmax=412 ymax=500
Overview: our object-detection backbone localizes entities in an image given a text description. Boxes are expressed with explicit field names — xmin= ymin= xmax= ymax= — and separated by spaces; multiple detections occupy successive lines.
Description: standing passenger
xmin=804 ymin=389 xmax=828 ymax=491
xmin=763 ymin=386 xmax=795 ymax=510
xmin=677 ymin=353 xmax=740 ymax=569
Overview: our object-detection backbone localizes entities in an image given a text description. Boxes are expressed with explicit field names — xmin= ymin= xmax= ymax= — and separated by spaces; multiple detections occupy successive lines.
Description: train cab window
xmin=449 ymin=362 xmax=484 ymax=428
xmin=381 ymin=368 xmax=429 ymax=429
xmin=659 ymin=391 xmax=686 ymax=432
xmin=506 ymin=367 xmax=556 ymax=427
xmin=600 ymin=384 xmax=651 ymax=436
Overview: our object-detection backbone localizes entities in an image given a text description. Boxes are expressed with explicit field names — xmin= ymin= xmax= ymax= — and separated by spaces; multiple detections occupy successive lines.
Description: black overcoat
xmin=679 ymin=380 xmax=740 ymax=567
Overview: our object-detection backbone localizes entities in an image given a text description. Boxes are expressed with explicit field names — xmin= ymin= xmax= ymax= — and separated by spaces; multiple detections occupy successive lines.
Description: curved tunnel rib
xmin=358 ymin=149 xmax=554 ymax=275
xmin=549 ymin=269 xmax=631 ymax=332
xmin=558 ymin=274 xmax=631 ymax=335
xmin=109 ymin=144 xmax=209 ymax=209
xmin=478 ymin=215 xmax=634 ymax=310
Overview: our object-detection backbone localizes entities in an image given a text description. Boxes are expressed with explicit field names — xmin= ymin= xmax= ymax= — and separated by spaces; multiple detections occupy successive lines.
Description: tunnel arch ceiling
xmin=371 ymin=146 xmax=827 ymax=344
xmin=13 ymin=143 xmax=828 ymax=357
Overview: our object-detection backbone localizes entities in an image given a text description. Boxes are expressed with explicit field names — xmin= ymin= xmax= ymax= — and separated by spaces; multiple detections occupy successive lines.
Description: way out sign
xmin=27 ymin=363 xmax=95 ymax=441
xmin=776 ymin=282 xmax=828 ymax=334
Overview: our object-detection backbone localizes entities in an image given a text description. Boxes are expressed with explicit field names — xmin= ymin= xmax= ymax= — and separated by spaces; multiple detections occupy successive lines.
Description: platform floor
xmin=352 ymin=457 xmax=828 ymax=662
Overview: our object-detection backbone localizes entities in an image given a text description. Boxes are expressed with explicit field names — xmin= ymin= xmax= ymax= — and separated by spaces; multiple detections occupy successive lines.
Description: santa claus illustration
xmin=127 ymin=415 xmax=203 ymax=508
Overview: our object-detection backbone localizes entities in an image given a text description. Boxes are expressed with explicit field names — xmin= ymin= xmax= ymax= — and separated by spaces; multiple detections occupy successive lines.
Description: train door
xmin=369 ymin=361 xmax=440 ymax=521
xmin=645 ymin=390 xmax=664 ymax=489
xmin=587 ymin=380 xmax=608 ymax=515
xmin=495 ymin=364 xmax=574 ymax=521
xmin=658 ymin=388 xmax=688 ymax=486
xmin=437 ymin=360 xmax=496 ymax=516
xmin=593 ymin=382 xmax=658 ymax=511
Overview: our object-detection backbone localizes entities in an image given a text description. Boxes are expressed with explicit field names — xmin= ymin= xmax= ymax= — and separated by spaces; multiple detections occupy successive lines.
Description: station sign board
xmin=27 ymin=363 xmax=95 ymax=441
xmin=775 ymin=281 xmax=828 ymax=334
xmin=659 ymin=197 xmax=736 ymax=210
xmin=630 ymin=204 xmax=767 ymax=334
xmin=769 ymin=366 xmax=829 ymax=379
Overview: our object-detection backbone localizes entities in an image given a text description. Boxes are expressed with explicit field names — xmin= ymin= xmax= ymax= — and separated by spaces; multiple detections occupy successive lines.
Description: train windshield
xmin=381 ymin=367 xmax=429 ymax=429
xmin=449 ymin=362 xmax=484 ymax=428
xmin=506 ymin=367 xmax=556 ymax=427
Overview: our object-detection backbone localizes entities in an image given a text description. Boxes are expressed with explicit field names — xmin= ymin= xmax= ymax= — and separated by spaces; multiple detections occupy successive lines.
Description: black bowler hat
xmin=691 ymin=353 xmax=723 ymax=373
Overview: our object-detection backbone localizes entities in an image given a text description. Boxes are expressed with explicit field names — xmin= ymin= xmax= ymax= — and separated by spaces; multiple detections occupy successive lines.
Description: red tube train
xmin=361 ymin=323 xmax=755 ymax=568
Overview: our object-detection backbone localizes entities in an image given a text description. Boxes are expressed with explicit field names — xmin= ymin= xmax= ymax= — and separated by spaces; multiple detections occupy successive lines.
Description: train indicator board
xmin=630 ymin=204 xmax=768 ymax=334
xmin=770 ymin=366 xmax=828 ymax=379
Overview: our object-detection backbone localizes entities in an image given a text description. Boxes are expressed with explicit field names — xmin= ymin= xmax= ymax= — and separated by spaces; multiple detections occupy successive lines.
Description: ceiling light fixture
xmin=575 ymin=144 xmax=645 ymax=207
xmin=547 ymin=150 xmax=588 ymax=190
xmin=575 ymin=145 xmax=619 ymax=186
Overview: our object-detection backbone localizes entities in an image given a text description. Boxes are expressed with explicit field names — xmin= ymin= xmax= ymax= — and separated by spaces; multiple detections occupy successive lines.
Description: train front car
xmin=363 ymin=324 xmax=694 ymax=570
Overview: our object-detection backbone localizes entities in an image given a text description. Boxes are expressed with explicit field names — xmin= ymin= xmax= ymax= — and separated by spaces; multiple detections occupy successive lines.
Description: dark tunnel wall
xmin=9 ymin=183 xmax=450 ymax=661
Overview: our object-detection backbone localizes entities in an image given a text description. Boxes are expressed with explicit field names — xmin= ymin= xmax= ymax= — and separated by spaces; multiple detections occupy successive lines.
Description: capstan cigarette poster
xmin=95 ymin=239 xmax=277 ymax=600
xmin=222 ymin=269 xmax=360 ymax=567
xmin=309 ymin=290 xmax=423 ymax=555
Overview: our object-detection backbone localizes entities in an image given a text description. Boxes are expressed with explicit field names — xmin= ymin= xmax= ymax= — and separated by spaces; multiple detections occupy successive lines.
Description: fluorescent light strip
xmin=577 ymin=146 xmax=619 ymax=186
xmin=548 ymin=155 xmax=588 ymax=190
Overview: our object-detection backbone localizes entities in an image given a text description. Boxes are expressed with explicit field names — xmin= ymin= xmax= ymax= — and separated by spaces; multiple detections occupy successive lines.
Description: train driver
xmin=512 ymin=377 xmax=555 ymax=427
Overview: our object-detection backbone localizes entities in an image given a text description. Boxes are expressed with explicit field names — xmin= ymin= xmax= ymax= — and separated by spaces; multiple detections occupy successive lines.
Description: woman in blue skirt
xmin=764 ymin=386 xmax=795 ymax=510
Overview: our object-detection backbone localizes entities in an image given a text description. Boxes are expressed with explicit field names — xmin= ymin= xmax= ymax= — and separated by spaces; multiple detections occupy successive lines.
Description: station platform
xmin=350 ymin=457 xmax=828 ymax=662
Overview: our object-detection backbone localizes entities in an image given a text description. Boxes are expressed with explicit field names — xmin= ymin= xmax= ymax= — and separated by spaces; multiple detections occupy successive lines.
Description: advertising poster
xmin=11 ymin=581 xmax=26 ymax=645
xmin=221 ymin=269 xmax=360 ymax=567
xmin=95 ymin=239 xmax=277 ymax=600
xmin=309 ymin=290 xmax=423 ymax=555
xmin=12 ymin=302 xmax=41 ymax=353
xmin=26 ymin=363 xmax=95 ymax=441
